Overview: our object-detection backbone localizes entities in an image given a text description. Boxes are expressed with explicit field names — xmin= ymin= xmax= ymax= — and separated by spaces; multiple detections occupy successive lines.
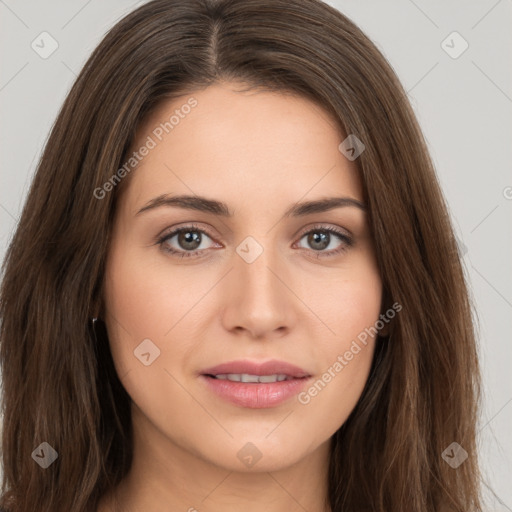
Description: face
xmin=103 ymin=81 xmax=383 ymax=473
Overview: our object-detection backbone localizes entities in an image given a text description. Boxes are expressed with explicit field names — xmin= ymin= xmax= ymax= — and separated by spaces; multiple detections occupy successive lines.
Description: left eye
xmin=157 ymin=224 xmax=352 ymax=259
xmin=295 ymin=227 xmax=351 ymax=254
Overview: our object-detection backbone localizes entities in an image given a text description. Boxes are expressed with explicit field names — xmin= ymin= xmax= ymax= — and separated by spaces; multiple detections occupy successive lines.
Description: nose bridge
xmin=223 ymin=234 xmax=294 ymax=337
xmin=237 ymin=234 xmax=285 ymax=305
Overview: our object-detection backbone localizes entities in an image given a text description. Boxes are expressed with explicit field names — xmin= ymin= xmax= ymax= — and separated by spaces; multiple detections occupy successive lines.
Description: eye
xmin=294 ymin=224 xmax=353 ymax=258
xmin=156 ymin=223 xmax=353 ymax=259
xmin=157 ymin=223 xmax=219 ymax=258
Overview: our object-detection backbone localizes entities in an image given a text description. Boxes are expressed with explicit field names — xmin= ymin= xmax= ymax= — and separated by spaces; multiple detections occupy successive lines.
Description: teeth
xmin=214 ymin=373 xmax=291 ymax=383
xmin=240 ymin=373 xmax=259 ymax=383
xmin=260 ymin=374 xmax=281 ymax=383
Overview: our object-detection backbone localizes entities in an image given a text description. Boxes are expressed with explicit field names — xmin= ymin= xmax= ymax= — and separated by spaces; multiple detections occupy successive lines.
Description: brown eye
xmin=173 ymin=230 xmax=203 ymax=251
xmin=157 ymin=224 xmax=219 ymax=258
xmin=295 ymin=225 xmax=353 ymax=257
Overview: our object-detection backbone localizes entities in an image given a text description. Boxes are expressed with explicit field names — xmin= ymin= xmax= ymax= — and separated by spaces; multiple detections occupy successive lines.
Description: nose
xmin=220 ymin=244 xmax=298 ymax=340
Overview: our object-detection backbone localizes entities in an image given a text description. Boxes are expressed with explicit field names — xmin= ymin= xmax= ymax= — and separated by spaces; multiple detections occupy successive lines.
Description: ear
xmin=90 ymin=296 xmax=104 ymax=320
xmin=378 ymin=315 xmax=391 ymax=337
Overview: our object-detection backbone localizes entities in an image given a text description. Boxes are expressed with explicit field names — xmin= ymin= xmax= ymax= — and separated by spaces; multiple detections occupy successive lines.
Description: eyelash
xmin=156 ymin=222 xmax=353 ymax=260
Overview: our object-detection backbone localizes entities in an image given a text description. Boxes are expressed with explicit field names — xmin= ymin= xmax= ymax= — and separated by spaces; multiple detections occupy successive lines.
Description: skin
xmin=98 ymin=81 xmax=384 ymax=512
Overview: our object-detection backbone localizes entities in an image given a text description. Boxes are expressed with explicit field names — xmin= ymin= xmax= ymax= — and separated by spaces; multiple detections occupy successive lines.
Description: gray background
xmin=0 ymin=0 xmax=511 ymax=509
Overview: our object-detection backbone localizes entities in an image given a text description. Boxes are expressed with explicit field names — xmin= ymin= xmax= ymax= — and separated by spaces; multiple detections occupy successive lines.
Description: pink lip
xmin=199 ymin=359 xmax=312 ymax=409
xmin=201 ymin=359 xmax=311 ymax=378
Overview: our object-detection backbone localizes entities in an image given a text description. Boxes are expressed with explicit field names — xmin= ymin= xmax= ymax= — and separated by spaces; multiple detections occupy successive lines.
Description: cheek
xmin=102 ymin=242 xmax=172 ymax=374
xmin=332 ymin=275 xmax=382 ymax=344
xmin=295 ymin=264 xmax=382 ymax=428
xmin=301 ymin=253 xmax=383 ymax=351
xmin=103 ymin=242 xmax=215 ymax=383
xmin=104 ymin=243 xmax=188 ymax=339
xmin=102 ymin=245 xmax=198 ymax=424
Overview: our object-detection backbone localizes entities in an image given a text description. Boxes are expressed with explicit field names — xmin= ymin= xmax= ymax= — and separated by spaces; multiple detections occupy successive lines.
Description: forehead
xmin=121 ymin=83 xmax=363 ymax=213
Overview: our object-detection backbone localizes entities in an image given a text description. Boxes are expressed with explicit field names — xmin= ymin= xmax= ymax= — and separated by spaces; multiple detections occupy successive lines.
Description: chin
xmin=195 ymin=434 xmax=317 ymax=473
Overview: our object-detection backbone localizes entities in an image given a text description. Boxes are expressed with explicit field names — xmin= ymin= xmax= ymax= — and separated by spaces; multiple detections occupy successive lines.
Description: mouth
xmin=200 ymin=358 xmax=311 ymax=379
xmin=199 ymin=359 xmax=312 ymax=408
xmin=205 ymin=373 xmax=302 ymax=383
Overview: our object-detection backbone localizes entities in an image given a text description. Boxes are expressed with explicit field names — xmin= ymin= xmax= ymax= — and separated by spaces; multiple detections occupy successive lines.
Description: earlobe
xmin=378 ymin=320 xmax=390 ymax=337
xmin=90 ymin=298 xmax=104 ymax=322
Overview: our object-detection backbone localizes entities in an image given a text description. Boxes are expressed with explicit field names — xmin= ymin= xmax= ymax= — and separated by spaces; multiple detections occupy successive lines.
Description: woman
xmin=0 ymin=0 xmax=482 ymax=511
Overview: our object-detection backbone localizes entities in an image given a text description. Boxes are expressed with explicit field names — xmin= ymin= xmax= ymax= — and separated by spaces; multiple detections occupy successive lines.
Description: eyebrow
xmin=135 ymin=194 xmax=366 ymax=218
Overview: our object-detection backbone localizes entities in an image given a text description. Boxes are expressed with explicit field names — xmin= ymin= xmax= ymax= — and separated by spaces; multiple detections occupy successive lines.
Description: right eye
xmin=157 ymin=223 xmax=221 ymax=258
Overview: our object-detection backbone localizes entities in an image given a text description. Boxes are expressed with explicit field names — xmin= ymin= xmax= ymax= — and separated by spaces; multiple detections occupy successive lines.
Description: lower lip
xmin=201 ymin=375 xmax=311 ymax=408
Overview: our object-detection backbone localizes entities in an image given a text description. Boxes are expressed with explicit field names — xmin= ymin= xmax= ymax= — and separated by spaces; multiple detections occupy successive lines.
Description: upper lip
xmin=201 ymin=359 xmax=311 ymax=378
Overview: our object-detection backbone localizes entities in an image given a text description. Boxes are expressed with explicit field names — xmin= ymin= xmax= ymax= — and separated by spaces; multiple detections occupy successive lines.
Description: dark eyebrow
xmin=135 ymin=194 xmax=366 ymax=217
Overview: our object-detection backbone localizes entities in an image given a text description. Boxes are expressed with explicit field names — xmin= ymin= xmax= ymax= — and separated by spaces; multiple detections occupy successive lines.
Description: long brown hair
xmin=0 ymin=0 xmax=482 ymax=510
